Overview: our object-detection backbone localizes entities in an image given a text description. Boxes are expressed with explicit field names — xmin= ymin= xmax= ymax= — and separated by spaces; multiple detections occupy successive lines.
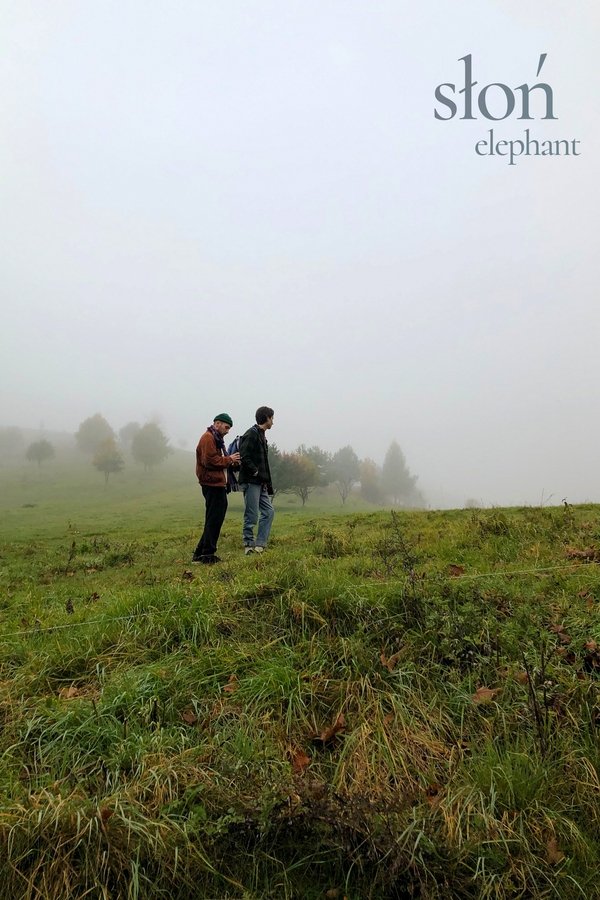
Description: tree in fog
xmin=295 ymin=444 xmax=332 ymax=486
xmin=0 ymin=427 xmax=24 ymax=461
xmin=331 ymin=445 xmax=360 ymax=505
xmin=93 ymin=439 xmax=124 ymax=484
xmin=131 ymin=423 xmax=171 ymax=471
xmin=25 ymin=439 xmax=55 ymax=467
xmin=75 ymin=414 xmax=115 ymax=454
xmin=381 ymin=441 xmax=422 ymax=506
xmin=278 ymin=452 xmax=320 ymax=506
xmin=266 ymin=443 xmax=283 ymax=494
xmin=360 ymin=457 xmax=383 ymax=504
xmin=119 ymin=421 xmax=141 ymax=448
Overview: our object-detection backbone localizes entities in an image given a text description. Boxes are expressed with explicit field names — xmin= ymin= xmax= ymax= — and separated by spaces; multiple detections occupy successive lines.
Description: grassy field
xmin=0 ymin=455 xmax=599 ymax=898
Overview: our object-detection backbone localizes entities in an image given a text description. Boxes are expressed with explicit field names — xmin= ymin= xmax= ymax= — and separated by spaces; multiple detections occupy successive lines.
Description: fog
xmin=2 ymin=1 xmax=599 ymax=508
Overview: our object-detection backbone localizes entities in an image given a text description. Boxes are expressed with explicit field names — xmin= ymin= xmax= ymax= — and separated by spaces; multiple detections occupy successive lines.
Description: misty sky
xmin=2 ymin=0 xmax=599 ymax=507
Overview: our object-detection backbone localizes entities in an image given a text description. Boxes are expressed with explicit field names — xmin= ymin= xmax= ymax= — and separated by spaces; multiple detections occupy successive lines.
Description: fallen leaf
xmin=65 ymin=599 xmax=74 ymax=614
xmin=288 ymin=747 xmax=311 ymax=775
xmin=548 ymin=623 xmax=565 ymax=634
xmin=546 ymin=837 xmax=565 ymax=865
xmin=515 ymin=671 xmax=529 ymax=685
xmin=448 ymin=564 xmax=465 ymax=577
xmin=181 ymin=570 xmax=195 ymax=581
xmin=180 ymin=708 xmax=198 ymax=725
xmin=565 ymin=547 xmax=600 ymax=562
xmin=383 ymin=713 xmax=395 ymax=726
xmin=557 ymin=632 xmax=572 ymax=645
xmin=425 ymin=783 xmax=442 ymax=805
xmin=223 ymin=674 xmax=238 ymax=694
xmin=471 ymin=686 xmax=500 ymax=704
xmin=380 ymin=650 xmax=401 ymax=672
xmin=99 ymin=807 xmax=113 ymax=824
xmin=88 ymin=591 xmax=100 ymax=603
xmin=59 ymin=685 xmax=82 ymax=700
xmin=314 ymin=713 xmax=346 ymax=744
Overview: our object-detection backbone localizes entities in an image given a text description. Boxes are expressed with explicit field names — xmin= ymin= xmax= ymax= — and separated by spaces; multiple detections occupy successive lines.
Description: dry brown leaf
xmin=548 ymin=623 xmax=565 ymax=634
xmin=288 ymin=747 xmax=311 ymax=775
xmin=59 ymin=685 xmax=82 ymax=700
xmin=99 ymin=807 xmax=113 ymax=824
xmin=448 ymin=564 xmax=465 ymax=577
xmin=315 ymin=713 xmax=346 ymax=744
xmin=471 ymin=686 xmax=500 ymax=704
xmin=223 ymin=674 xmax=238 ymax=694
xmin=558 ymin=632 xmax=572 ymax=645
xmin=425 ymin=783 xmax=442 ymax=806
xmin=565 ymin=546 xmax=600 ymax=562
xmin=181 ymin=708 xmax=198 ymax=725
xmin=380 ymin=650 xmax=401 ymax=672
xmin=515 ymin=671 xmax=529 ymax=685
xmin=546 ymin=837 xmax=565 ymax=865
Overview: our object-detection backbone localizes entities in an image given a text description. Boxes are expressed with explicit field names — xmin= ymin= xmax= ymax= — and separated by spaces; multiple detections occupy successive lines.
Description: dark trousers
xmin=194 ymin=486 xmax=228 ymax=559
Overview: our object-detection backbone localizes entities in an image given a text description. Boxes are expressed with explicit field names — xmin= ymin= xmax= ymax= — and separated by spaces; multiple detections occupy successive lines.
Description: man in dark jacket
xmin=239 ymin=406 xmax=275 ymax=555
xmin=192 ymin=413 xmax=240 ymax=564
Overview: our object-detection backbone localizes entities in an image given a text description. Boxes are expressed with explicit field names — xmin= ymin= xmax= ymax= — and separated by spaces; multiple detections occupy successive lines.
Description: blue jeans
xmin=242 ymin=484 xmax=275 ymax=547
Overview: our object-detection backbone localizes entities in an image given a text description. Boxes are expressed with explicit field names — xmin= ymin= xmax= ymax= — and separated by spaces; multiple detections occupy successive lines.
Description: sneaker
xmin=254 ymin=546 xmax=265 ymax=554
xmin=244 ymin=547 xmax=255 ymax=556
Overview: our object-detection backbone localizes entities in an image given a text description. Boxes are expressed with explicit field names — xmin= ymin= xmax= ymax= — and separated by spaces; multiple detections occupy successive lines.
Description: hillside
xmin=0 ymin=466 xmax=599 ymax=898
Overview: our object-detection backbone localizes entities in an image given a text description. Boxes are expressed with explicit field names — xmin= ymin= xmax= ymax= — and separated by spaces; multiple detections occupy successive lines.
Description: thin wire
xmin=450 ymin=561 xmax=600 ymax=579
xmin=1 ymin=561 xmax=598 ymax=641
xmin=1 ymin=612 xmax=151 ymax=640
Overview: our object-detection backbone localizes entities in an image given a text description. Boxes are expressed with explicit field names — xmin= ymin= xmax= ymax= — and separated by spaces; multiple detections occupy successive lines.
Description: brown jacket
xmin=196 ymin=430 xmax=235 ymax=487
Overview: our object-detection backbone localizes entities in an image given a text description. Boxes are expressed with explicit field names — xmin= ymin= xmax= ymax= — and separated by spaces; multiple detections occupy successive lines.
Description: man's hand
xmin=229 ymin=452 xmax=241 ymax=464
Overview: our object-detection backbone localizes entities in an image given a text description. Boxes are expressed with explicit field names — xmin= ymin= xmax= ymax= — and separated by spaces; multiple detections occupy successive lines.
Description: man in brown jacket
xmin=192 ymin=413 xmax=240 ymax=564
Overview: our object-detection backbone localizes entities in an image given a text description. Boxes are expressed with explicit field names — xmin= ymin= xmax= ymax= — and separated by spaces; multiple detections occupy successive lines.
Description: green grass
xmin=0 ymin=458 xmax=599 ymax=898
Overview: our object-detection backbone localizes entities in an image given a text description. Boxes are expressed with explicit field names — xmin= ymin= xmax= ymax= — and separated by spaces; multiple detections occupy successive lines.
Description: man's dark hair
xmin=255 ymin=406 xmax=274 ymax=425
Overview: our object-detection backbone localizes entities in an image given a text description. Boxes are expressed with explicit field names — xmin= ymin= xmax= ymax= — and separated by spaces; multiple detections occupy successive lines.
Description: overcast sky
xmin=2 ymin=0 xmax=599 ymax=506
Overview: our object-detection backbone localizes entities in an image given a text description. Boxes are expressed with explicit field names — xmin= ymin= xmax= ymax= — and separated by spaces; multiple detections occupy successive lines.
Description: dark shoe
xmin=193 ymin=555 xmax=220 ymax=565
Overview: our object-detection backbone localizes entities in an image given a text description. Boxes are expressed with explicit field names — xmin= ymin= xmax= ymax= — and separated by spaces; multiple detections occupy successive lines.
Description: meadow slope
xmin=0 ymin=458 xmax=599 ymax=898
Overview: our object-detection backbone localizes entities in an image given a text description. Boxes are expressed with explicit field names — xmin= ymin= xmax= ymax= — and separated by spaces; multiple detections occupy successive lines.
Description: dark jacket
xmin=196 ymin=431 xmax=236 ymax=488
xmin=239 ymin=425 xmax=272 ymax=490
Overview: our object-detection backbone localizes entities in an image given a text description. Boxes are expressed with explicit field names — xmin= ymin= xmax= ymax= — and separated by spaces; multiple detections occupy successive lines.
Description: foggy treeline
xmin=0 ymin=414 xmax=424 ymax=508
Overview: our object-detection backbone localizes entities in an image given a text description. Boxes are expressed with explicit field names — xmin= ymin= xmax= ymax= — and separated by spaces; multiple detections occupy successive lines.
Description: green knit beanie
xmin=214 ymin=413 xmax=233 ymax=427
